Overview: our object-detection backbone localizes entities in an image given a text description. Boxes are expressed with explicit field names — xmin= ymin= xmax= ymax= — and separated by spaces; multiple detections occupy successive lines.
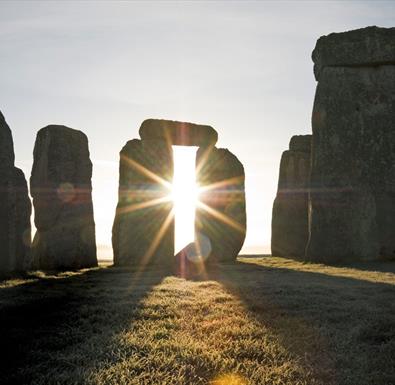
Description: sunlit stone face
xmin=171 ymin=146 xmax=199 ymax=253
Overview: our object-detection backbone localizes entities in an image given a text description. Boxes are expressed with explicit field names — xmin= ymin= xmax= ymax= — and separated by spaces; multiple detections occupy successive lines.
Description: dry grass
xmin=0 ymin=257 xmax=394 ymax=385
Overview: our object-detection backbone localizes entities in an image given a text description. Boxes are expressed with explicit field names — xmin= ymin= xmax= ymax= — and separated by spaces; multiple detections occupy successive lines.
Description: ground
xmin=1 ymin=256 xmax=394 ymax=385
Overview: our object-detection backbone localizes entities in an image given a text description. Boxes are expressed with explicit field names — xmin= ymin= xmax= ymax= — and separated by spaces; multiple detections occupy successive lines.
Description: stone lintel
xmin=139 ymin=119 xmax=218 ymax=147
xmin=312 ymin=26 xmax=395 ymax=81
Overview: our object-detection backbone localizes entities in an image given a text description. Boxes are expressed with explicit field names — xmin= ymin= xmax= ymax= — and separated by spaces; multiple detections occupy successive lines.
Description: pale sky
xmin=1 ymin=1 xmax=394 ymax=258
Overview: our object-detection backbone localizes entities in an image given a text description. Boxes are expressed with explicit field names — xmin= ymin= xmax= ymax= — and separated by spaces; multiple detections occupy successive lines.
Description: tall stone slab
xmin=196 ymin=146 xmax=246 ymax=262
xmin=306 ymin=26 xmax=395 ymax=263
xmin=272 ymin=135 xmax=311 ymax=258
xmin=112 ymin=139 xmax=174 ymax=267
xmin=0 ymin=111 xmax=31 ymax=273
xmin=30 ymin=125 xmax=97 ymax=269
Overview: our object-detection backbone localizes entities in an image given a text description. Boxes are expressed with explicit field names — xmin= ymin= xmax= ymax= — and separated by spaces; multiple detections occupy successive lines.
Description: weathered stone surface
xmin=271 ymin=135 xmax=311 ymax=258
xmin=139 ymin=119 xmax=218 ymax=147
xmin=0 ymin=112 xmax=31 ymax=273
xmin=307 ymin=28 xmax=395 ymax=263
xmin=195 ymin=147 xmax=246 ymax=262
xmin=289 ymin=135 xmax=311 ymax=152
xmin=30 ymin=125 xmax=97 ymax=269
xmin=112 ymin=139 xmax=174 ymax=266
xmin=0 ymin=111 xmax=15 ymax=170
xmin=313 ymin=26 xmax=395 ymax=80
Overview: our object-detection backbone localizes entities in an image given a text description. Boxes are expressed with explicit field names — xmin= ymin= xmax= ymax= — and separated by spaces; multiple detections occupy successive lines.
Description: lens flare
xmin=211 ymin=373 xmax=247 ymax=385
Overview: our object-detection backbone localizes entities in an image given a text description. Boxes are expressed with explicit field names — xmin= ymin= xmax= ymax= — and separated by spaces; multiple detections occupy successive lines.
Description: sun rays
xmin=120 ymin=153 xmax=173 ymax=190
xmin=196 ymin=201 xmax=245 ymax=233
xmin=118 ymin=147 xmax=245 ymax=267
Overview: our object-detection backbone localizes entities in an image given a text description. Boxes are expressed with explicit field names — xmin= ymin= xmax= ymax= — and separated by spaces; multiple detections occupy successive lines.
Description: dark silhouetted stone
xmin=0 ymin=112 xmax=31 ymax=273
xmin=139 ymin=119 xmax=218 ymax=147
xmin=30 ymin=125 xmax=97 ymax=269
xmin=307 ymin=27 xmax=395 ymax=263
xmin=195 ymin=146 xmax=246 ymax=262
xmin=313 ymin=26 xmax=395 ymax=81
xmin=289 ymin=135 xmax=311 ymax=152
xmin=0 ymin=111 xmax=15 ymax=169
xmin=112 ymin=139 xmax=174 ymax=266
xmin=272 ymin=135 xmax=311 ymax=258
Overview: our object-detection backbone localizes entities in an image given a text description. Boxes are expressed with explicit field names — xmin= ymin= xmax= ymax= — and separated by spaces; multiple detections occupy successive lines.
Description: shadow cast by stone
xmin=0 ymin=266 xmax=167 ymax=384
xmin=205 ymin=259 xmax=395 ymax=384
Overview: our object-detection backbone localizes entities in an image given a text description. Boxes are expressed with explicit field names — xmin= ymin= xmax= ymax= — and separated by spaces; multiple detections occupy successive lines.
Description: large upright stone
xmin=112 ymin=139 xmax=174 ymax=266
xmin=0 ymin=111 xmax=31 ymax=273
xmin=306 ymin=27 xmax=395 ymax=263
xmin=271 ymin=135 xmax=311 ymax=258
xmin=195 ymin=146 xmax=246 ymax=262
xmin=30 ymin=125 xmax=97 ymax=269
xmin=139 ymin=119 xmax=218 ymax=147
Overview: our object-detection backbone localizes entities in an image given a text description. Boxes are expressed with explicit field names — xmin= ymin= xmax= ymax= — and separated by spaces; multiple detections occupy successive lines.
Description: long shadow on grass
xmin=334 ymin=260 xmax=395 ymax=274
xmin=205 ymin=259 xmax=395 ymax=385
xmin=0 ymin=265 xmax=167 ymax=385
xmin=2 ymin=260 xmax=395 ymax=385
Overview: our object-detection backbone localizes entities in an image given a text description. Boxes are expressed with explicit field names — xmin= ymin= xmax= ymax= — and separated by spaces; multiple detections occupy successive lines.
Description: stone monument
xmin=113 ymin=119 xmax=246 ymax=266
xmin=30 ymin=125 xmax=97 ymax=269
xmin=306 ymin=26 xmax=395 ymax=262
xmin=271 ymin=135 xmax=311 ymax=258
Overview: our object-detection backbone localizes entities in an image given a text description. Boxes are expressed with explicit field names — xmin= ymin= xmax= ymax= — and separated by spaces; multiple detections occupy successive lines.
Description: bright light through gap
xmin=172 ymin=146 xmax=199 ymax=253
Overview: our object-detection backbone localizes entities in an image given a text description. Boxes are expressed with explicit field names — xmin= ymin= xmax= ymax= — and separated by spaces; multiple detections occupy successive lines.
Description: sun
xmin=171 ymin=146 xmax=200 ymax=253
xmin=170 ymin=182 xmax=200 ymax=209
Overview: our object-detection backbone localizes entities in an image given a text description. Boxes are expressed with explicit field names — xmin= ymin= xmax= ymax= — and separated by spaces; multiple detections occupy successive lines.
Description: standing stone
xmin=195 ymin=146 xmax=246 ymax=262
xmin=112 ymin=139 xmax=174 ymax=266
xmin=0 ymin=111 xmax=31 ymax=273
xmin=306 ymin=26 xmax=395 ymax=263
xmin=30 ymin=125 xmax=97 ymax=269
xmin=271 ymin=135 xmax=311 ymax=258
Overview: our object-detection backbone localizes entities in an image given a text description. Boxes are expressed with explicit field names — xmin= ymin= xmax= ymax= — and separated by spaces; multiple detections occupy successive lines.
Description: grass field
xmin=1 ymin=256 xmax=394 ymax=385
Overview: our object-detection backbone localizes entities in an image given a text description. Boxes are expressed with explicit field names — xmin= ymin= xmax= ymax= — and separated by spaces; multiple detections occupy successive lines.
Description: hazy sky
xmin=1 ymin=1 xmax=394 ymax=257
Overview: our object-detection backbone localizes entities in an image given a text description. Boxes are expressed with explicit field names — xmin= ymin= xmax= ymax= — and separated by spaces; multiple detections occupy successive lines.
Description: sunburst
xmin=119 ymin=147 xmax=244 ymax=268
